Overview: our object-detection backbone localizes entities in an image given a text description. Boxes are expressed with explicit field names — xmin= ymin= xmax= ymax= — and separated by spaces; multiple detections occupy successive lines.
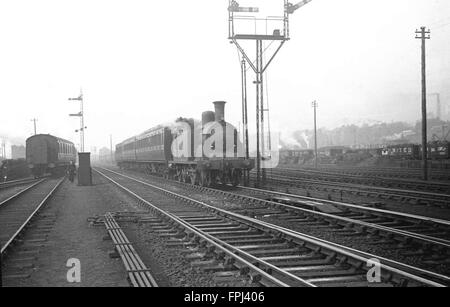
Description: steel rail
xmin=280 ymin=166 xmax=450 ymax=179
xmin=104 ymin=168 xmax=450 ymax=249
xmin=0 ymin=179 xmax=47 ymax=209
xmin=262 ymin=172 xmax=450 ymax=200
xmin=0 ymin=177 xmax=65 ymax=254
xmin=266 ymin=220 xmax=450 ymax=285
xmin=276 ymin=167 xmax=450 ymax=186
xmin=0 ymin=178 xmax=39 ymax=190
xmin=235 ymin=192 xmax=450 ymax=247
xmin=95 ymin=169 xmax=311 ymax=287
xmin=257 ymin=173 xmax=450 ymax=206
xmin=96 ymin=168 xmax=447 ymax=287
xmin=240 ymin=185 xmax=450 ymax=227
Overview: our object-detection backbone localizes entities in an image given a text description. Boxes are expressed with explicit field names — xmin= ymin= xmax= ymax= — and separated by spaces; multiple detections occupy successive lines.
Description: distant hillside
xmin=281 ymin=119 xmax=450 ymax=149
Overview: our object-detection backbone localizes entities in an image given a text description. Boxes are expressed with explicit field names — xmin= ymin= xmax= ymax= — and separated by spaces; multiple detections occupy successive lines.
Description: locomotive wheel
xmin=231 ymin=169 xmax=241 ymax=187
xmin=199 ymin=172 xmax=206 ymax=187
xmin=199 ymin=171 xmax=212 ymax=187
xmin=205 ymin=173 xmax=212 ymax=187
xmin=184 ymin=172 xmax=191 ymax=184
xmin=181 ymin=172 xmax=188 ymax=183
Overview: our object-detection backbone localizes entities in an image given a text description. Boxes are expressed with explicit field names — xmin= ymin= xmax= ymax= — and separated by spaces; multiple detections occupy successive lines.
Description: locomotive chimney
xmin=213 ymin=101 xmax=226 ymax=122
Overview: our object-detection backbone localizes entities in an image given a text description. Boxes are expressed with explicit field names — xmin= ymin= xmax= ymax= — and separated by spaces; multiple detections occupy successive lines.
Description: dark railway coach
xmin=26 ymin=134 xmax=77 ymax=177
xmin=428 ymin=141 xmax=450 ymax=160
xmin=382 ymin=142 xmax=450 ymax=160
xmin=382 ymin=144 xmax=420 ymax=159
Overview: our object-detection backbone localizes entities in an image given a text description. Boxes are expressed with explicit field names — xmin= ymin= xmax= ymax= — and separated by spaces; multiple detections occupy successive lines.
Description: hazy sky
xmin=0 ymin=0 xmax=449 ymax=151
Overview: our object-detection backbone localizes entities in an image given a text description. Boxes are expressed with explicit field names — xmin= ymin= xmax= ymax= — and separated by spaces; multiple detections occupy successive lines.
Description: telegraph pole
xmin=30 ymin=118 xmax=38 ymax=135
xmin=312 ymin=101 xmax=318 ymax=168
xmin=241 ymin=58 xmax=250 ymax=186
xmin=415 ymin=27 xmax=431 ymax=181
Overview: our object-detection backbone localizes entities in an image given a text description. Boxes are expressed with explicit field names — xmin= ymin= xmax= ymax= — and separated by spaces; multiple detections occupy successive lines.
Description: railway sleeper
xmin=307 ymin=275 xmax=371 ymax=287
xmin=234 ymin=243 xmax=291 ymax=251
xmin=225 ymin=237 xmax=283 ymax=246
xmin=275 ymin=212 xmax=309 ymax=220
xmin=201 ymin=226 xmax=249 ymax=233
xmin=247 ymin=248 xmax=304 ymax=258
xmin=282 ymin=217 xmax=313 ymax=223
xmin=422 ymin=255 xmax=450 ymax=265
xmin=338 ymin=227 xmax=369 ymax=237
xmin=209 ymin=230 xmax=262 ymax=237
xmin=295 ymin=267 xmax=361 ymax=280
xmin=261 ymin=253 xmax=325 ymax=266
xmin=400 ymin=249 xmax=432 ymax=257
xmin=193 ymin=222 xmax=241 ymax=229
xmin=218 ymin=233 xmax=269 ymax=241
xmin=276 ymin=257 xmax=333 ymax=269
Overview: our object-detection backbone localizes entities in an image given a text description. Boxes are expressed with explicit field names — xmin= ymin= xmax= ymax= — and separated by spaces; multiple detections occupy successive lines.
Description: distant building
xmin=11 ymin=145 xmax=26 ymax=159
xmin=1 ymin=141 xmax=7 ymax=160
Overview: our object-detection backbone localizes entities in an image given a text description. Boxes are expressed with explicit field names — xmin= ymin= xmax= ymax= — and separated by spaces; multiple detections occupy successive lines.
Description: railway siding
xmin=95 ymin=168 xmax=449 ymax=287
xmin=104 ymin=167 xmax=450 ymax=278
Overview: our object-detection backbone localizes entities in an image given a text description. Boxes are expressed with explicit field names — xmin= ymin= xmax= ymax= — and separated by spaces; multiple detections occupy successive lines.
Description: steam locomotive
xmin=115 ymin=101 xmax=254 ymax=187
xmin=26 ymin=134 xmax=77 ymax=177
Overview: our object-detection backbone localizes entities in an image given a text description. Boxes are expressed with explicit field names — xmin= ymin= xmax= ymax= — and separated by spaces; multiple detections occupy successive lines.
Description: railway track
xmin=235 ymin=187 xmax=450 ymax=245
xmin=105 ymin=167 xmax=450 ymax=273
xmin=95 ymin=168 xmax=449 ymax=287
xmin=255 ymin=172 xmax=450 ymax=208
xmin=0 ymin=177 xmax=64 ymax=285
xmin=0 ymin=178 xmax=42 ymax=191
xmin=280 ymin=166 xmax=450 ymax=182
xmin=269 ymin=168 xmax=450 ymax=194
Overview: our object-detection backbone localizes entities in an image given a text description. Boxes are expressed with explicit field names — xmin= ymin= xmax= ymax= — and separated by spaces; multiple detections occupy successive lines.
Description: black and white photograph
xmin=0 ymin=0 xmax=449 ymax=292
